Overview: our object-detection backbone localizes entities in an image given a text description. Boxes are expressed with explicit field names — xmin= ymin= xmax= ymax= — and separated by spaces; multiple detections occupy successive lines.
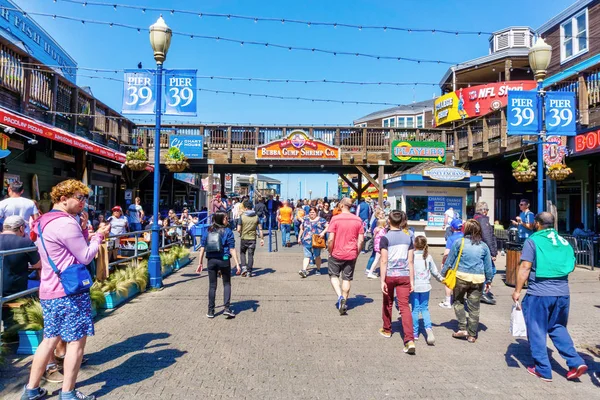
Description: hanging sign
xmin=544 ymin=92 xmax=577 ymax=136
xmin=164 ymin=69 xmax=197 ymax=116
xmin=423 ymin=167 xmax=470 ymax=181
xmin=169 ymin=135 xmax=204 ymax=159
xmin=507 ymin=91 xmax=539 ymax=135
xmin=225 ymin=174 xmax=233 ymax=190
xmin=255 ymin=130 xmax=340 ymax=160
xmin=391 ymin=141 xmax=446 ymax=163
xmin=543 ymin=136 xmax=566 ymax=166
xmin=122 ymin=70 xmax=156 ymax=115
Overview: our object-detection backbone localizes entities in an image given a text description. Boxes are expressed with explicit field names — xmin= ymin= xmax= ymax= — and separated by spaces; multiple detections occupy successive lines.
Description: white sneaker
xmin=425 ymin=328 xmax=435 ymax=345
xmin=367 ymin=273 xmax=378 ymax=279
xmin=438 ymin=301 xmax=452 ymax=309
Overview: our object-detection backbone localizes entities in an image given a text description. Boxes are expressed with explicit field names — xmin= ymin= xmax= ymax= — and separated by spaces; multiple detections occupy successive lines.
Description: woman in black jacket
xmin=473 ymin=201 xmax=498 ymax=305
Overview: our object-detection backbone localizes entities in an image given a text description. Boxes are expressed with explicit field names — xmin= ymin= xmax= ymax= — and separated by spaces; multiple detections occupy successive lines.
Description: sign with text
xmin=574 ymin=130 xmax=600 ymax=153
xmin=164 ymin=69 xmax=197 ymax=116
xmin=434 ymin=80 xmax=537 ymax=126
xmin=122 ymin=70 xmax=156 ymax=115
xmin=391 ymin=141 xmax=446 ymax=163
xmin=169 ymin=135 xmax=204 ymax=159
xmin=255 ymin=130 xmax=340 ymax=160
xmin=507 ymin=91 xmax=539 ymax=135
xmin=423 ymin=167 xmax=470 ymax=181
xmin=427 ymin=196 xmax=462 ymax=226
xmin=544 ymin=92 xmax=576 ymax=136
xmin=0 ymin=0 xmax=78 ymax=83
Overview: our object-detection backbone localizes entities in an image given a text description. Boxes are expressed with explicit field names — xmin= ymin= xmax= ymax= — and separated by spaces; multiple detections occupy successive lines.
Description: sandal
xmin=467 ymin=336 xmax=477 ymax=343
xmin=452 ymin=331 xmax=469 ymax=340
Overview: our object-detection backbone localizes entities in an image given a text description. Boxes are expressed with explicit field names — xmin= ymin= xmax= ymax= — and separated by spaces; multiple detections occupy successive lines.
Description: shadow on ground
xmin=347 ymin=294 xmax=373 ymax=310
xmin=162 ymin=273 xmax=205 ymax=289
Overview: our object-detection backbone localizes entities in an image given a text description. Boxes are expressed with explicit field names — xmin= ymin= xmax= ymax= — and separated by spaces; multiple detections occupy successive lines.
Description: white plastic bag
xmin=510 ymin=302 xmax=527 ymax=337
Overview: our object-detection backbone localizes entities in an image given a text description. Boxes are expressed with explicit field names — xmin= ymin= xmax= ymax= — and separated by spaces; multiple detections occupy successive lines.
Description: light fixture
xmin=149 ymin=15 xmax=172 ymax=64
xmin=528 ymin=37 xmax=552 ymax=82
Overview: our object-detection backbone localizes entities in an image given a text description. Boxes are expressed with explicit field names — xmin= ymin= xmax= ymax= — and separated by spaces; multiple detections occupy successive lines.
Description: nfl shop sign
xmin=255 ymin=130 xmax=340 ymax=160
xmin=434 ymin=80 xmax=537 ymax=126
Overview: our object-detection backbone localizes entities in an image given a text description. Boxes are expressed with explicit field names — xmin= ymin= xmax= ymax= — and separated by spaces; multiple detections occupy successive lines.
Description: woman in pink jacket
xmin=21 ymin=180 xmax=110 ymax=400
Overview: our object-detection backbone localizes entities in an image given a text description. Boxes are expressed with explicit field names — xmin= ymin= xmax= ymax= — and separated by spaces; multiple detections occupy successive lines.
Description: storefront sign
xmin=423 ymin=167 xmax=470 ymax=181
xmin=434 ymin=80 xmax=537 ymax=126
xmin=255 ymin=130 xmax=340 ymax=160
xmin=391 ymin=141 xmax=446 ymax=163
xmin=574 ymin=130 xmax=600 ymax=153
xmin=169 ymin=135 xmax=204 ymax=159
xmin=427 ymin=196 xmax=463 ymax=227
xmin=543 ymin=136 xmax=566 ymax=166
xmin=164 ymin=69 xmax=197 ymax=116
xmin=53 ymin=151 xmax=75 ymax=163
xmin=174 ymin=173 xmax=197 ymax=186
xmin=0 ymin=0 xmax=78 ymax=83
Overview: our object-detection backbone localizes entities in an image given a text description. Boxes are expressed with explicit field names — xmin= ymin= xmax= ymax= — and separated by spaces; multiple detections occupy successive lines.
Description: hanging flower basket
xmin=547 ymin=164 xmax=572 ymax=181
xmin=165 ymin=160 xmax=189 ymax=172
xmin=512 ymin=170 xmax=537 ymax=182
xmin=511 ymin=153 xmax=537 ymax=183
xmin=124 ymin=160 xmax=148 ymax=171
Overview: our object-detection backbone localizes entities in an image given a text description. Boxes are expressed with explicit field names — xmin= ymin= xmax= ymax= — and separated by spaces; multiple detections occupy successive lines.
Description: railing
xmin=563 ymin=234 xmax=595 ymax=269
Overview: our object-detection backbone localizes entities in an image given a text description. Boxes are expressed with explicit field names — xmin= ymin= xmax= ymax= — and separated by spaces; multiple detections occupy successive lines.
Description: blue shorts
xmin=41 ymin=292 xmax=94 ymax=342
xmin=303 ymin=245 xmax=321 ymax=259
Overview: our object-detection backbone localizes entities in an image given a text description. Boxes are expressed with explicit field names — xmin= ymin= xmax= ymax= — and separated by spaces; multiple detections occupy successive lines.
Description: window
xmin=406 ymin=116 xmax=414 ymax=128
xmin=382 ymin=118 xmax=396 ymax=128
xmin=398 ymin=118 xmax=406 ymax=128
xmin=417 ymin=115 xmax=424 ymax=128
xmin=406 ymin=196 xmax=429 ymax=221
xmin=561 ymin=9 xmax=588 ymax=63
xmin=383 ymin=119 xmax=389 ymax=128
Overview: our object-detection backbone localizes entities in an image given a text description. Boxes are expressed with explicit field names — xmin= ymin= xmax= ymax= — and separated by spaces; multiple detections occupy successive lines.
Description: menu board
xmin=427 ymin=196 xmax=463 ymax=227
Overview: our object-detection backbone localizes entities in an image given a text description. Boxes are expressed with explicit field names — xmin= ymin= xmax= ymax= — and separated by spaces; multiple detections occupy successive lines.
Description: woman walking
xmin=22 ymin=179 xmax=110 ymax=400
xmin=298 ymin=207 xmax=328 ymax=278
xmin=196 ymin=212 xmax=241 ymax=318
xmin=441 ymin=219 xmax=493 ymax=343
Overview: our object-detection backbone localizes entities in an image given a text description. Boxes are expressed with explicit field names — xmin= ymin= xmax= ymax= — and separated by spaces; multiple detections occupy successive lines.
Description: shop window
xmin=561 ymin=9 xmax=588 ymax=63
xmin=406 ymin=117 xmax=414 ymax=128
xmin=382 ymin=118 xmax=396 ymax=128
xmin=406 ymin=196 xmax=429 ymax=221
xmin=417 ymin=115 xmax=424 ymax=128
xmin=383 ymin=119 xmax=389 ymax=128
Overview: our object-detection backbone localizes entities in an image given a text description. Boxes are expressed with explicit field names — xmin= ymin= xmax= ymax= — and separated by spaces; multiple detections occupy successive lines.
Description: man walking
xmin=473 ymin=201 xmax=498 ymax=305
xmin=512 ymin=212 xmax=587 ymax=382
xmin=127 ymin=197 xmax=144 ymax=232
xmin=327 ymin=197 xmax=364 ymax=315
xmin=255 ymin=197 xmax=267 ymax=230
xmin=0 ymin=181 xmax=39 ymax=235
xmin=277 ymin=200 xmax=293 ymax=247
xmin=238 ymin=201 xmax=264 ymax=277
xmin=511 ymin=199 xmax=535 ymax=241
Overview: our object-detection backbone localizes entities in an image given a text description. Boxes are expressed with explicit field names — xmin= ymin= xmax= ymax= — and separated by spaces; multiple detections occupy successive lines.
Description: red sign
xmin=575 ymin=130 xmax=600 ymax=153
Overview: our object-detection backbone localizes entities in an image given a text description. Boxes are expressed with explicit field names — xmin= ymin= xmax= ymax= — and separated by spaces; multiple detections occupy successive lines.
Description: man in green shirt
xmin=237 ymin=200 xmax=264 ymax=277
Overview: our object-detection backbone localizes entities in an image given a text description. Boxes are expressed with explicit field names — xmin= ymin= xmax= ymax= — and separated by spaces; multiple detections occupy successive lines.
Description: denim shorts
xmin=303 ymin=245 xmax=321 ymax=259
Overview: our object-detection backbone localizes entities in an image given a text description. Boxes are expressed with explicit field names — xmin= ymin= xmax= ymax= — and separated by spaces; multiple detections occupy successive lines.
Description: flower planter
xmin=91 ymin=306 xmax=98 ymax=319
xmin=162 ymin=264 xmax=174 ymax=278
xmin=165 ymin=160 xmax=189 ymax=172
xmin=125 ymin=160 xmax=148 ymax=171
xmin=547 ymin=168 xmax=572 ymax=181
xmin=17 ymin=330 xmax=43 ymax=355
xmin=101 ymin=284 xmax=140 ymax=309
xmin=512 ymin=170 xmax=536 ymax=183
xmin=174 ymin=255 xmax=191 ymax=270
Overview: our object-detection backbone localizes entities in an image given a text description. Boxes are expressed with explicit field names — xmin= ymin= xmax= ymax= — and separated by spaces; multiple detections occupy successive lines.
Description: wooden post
xmin=500 ymin=109 xmax=507 ymax=149
xmin=362 ymin=128 xmax=367 ymax=161
xmin=89 ymin=99 xmax=96 ymax=132
xmin=335 ymin=128 xmax=340 ymax=146
xmin=482 ymin=117 xmax=489 ymax=154
xmin=309 ymin=127 xmax=314 ymax=137
xmin=467 ymin=123 xmax=473 ymax=159
xmin=50 ymin=74 xmax=58 ymax=126
xmin=357 ymin=173 xmax=363 ymax=200
xmin=255 ymin=127 xmax=260 ymax=147
xmin=71 ymin=87 xmax=79 ymax=133
xmin=226 ymin=126 xmax=232 ymax=161
xmin=220 ymin=172 xmax=225 ymax=196
xmin=20 ymin=57 xmax=31 ymax=114
xmin=207 ymin=164 xmax=214 ymax=215
xmin=579 ymin=74 xmax=589 ymax=126
xmin=505 ymin=59 xmax=512 ymax=81
xmin=377 ymin=164 xmax=384 ymax=209
xmin=453 ymin=130 xmax=460 ymax=163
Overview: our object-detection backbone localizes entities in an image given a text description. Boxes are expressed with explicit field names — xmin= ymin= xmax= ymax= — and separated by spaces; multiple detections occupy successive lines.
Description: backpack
xmin=205 ymin=230 xmax=223 ymax=253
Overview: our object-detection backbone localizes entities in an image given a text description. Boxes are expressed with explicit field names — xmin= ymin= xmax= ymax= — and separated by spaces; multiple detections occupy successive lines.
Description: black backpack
xmin=205 ymin=230 xmax=223 ymax=253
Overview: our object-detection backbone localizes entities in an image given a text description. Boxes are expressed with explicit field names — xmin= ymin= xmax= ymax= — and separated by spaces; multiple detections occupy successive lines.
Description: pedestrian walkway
xmin=1 ymin=243 xmax=599 ymax=399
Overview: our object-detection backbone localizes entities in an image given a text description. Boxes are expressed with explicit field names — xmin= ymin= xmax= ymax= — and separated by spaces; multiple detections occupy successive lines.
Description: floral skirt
xmin=41 ymin=292 xmax=95 ymax=342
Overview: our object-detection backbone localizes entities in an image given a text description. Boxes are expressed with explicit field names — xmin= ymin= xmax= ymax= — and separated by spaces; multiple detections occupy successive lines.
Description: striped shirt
xmin=379 ymin=229 xmax=414 ymax=277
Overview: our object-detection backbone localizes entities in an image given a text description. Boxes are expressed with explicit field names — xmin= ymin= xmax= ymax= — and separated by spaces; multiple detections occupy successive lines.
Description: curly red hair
xmin=50 ymin=179 xmax=90 ymax=204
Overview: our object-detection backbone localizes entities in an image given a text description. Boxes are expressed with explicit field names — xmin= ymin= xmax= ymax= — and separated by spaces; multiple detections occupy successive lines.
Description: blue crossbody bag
xmin=38 ymin=222 xmax=92 ymax=295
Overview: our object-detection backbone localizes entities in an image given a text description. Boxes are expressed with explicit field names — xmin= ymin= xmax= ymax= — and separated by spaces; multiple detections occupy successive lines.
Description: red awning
xmin=0 ymin=106 xmax=152 ymax=171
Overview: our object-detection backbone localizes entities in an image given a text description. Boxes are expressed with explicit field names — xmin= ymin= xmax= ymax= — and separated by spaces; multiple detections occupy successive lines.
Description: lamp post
xmin=148 ymin=15 xmax=172 ymax=289
xmin=528 ymin=37 xmax=552 ymax=213
xmin=249 ymin=175 xmax=255 ymax=202
xmin=309 ymin=190 xmax=312 ymax=200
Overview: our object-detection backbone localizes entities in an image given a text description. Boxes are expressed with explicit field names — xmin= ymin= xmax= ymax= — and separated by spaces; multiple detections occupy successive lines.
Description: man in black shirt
xmin=255 ymin=197 xmax=268 ymax=230
xmin=0 ymin=216 xmax=41 ymax=296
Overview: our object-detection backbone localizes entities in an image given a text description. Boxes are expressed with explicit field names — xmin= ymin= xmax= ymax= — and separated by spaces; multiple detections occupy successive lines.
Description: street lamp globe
xmin=249 ymin=175 xmax=255 ymax=185
xmin=149 ymin=15 xmax=172 ymax=64
xmin=528 ymin=37 xmax=552 ymax=82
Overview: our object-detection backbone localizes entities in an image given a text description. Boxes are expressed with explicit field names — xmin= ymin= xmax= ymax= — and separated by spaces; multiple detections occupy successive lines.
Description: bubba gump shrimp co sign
xmin=255 ymin=130 xmax=340 ymax=160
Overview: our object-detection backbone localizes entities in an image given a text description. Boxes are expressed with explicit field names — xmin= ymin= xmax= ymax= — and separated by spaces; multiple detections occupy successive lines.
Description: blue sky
xmin=17 ymin=0 xmax=576 ymax=197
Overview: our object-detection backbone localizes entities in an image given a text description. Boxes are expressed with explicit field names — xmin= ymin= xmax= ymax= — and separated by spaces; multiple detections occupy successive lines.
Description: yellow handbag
xmin=443 ymin=238 xmax=465 ymax=290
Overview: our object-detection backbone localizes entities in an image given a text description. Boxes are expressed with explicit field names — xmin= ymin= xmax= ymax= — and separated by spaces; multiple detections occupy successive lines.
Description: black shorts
xmin=328 ymin=256 xmax=357 ymax=281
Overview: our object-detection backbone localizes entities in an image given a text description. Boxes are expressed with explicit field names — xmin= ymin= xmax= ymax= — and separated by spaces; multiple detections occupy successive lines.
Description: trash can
xmin=504 ymin=241 xmax=526 ymax=287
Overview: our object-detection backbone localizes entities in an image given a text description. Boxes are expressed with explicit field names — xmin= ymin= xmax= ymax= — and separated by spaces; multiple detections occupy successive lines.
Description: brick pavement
xmin=1 ymin=242 xmax=600 ymax=399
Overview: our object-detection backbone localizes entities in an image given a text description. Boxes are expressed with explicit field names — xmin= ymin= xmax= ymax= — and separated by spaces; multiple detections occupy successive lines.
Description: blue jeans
xmin=280 ymin=224 xmax=291 ymax=245
xmin=365 ymin=250 xmax=377 ymax=272
xmin=130 ymin=222 xmax=142 ymax=232
xmin=410 ymin=291 xmax=432 ymax=337
xmin=522 ymin=294 xmax=584 ymax=379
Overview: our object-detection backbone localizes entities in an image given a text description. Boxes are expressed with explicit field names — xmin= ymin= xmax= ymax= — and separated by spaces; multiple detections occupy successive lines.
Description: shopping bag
xmin=510 ymin=302 xmax=527 ymax=337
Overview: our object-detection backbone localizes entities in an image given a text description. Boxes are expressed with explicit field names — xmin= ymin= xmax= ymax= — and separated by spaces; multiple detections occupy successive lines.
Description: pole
xmin=326 ymin=182 xmax=329 ymax=199
xmin=537 ymin=81 xmax=545 ymax=213
xmin=299 ymin=180 xmax=302 ymax=200
xmin=149 ymin=63 xmax=164 ymax=289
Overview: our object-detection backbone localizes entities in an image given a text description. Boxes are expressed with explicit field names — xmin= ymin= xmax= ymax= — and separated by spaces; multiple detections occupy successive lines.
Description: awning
xmin=0 ymin=106 xmax=152 ymax=171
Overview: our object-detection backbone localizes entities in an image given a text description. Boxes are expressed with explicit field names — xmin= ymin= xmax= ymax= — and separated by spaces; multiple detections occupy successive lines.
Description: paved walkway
xmin=2 ymin=241 xmax=600 ymax=399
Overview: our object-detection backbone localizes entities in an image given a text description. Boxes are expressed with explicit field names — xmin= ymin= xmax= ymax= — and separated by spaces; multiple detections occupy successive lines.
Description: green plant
xmin=165 ymin=147 xmax=186 ymax=162
xmin=160 ymin=251 xmax=176 ymax=267
xmin=90 ymin=286 xmax=106 ymax=309
xmin=125 ymin=148 xmax=147 ymax=162
xmin=5 ymin=298 xmax=44 ymax=337
xmin=170 ymin=245 xmax=190 ymax=260
xmin=511 ymin=159 xmax=537 ymax=172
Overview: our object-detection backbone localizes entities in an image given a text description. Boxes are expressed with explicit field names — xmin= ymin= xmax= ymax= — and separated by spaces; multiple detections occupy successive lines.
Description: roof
xmin=388 ymin=161 xmax=442 ymax=179
xmin=438 ymin=48 xmax=530 ymax=86
xmin=537 ymin=0 xmax=596 ymax=35
xmin=256 ymin=174 xmax=281 ymax=184
xmin=353 ymin=99 xmax=434 ymax=124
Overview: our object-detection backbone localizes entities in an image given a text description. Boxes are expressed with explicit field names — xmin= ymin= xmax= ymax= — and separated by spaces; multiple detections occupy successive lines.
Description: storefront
xmin=384 ymin=162 xmax=484 ymax=245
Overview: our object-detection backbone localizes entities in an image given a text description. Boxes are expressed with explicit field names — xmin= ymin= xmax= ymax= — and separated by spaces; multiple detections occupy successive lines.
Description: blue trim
xmin=384 ymin=175 xmax=482 ymax=185
xmin=385 ymin=181 xmax=474 ymax=189
xmin=543 ymin=53 xmax=600 ymax=87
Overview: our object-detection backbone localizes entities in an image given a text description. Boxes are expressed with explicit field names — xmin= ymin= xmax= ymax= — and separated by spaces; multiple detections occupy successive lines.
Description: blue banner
xmin=164 ymin=69 xmax=197 ymax=116
xmin=169 ymin=135 xmax=204 ymax=159
xmin=122 ymin=70 xmax=156 ymax=115
xmin=545 ymin=92 xmax=577 ymax=136
xmin=0 ymin=0 xmax=78 ymax=83
xmin=507 ymin=90 xmax=539 ymax=135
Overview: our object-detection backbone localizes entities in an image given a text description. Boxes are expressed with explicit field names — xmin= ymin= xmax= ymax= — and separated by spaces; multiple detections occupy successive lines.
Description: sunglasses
xmin=519 ymin=203 xmax=527 ymax=206
xmin=73 ymin=194 xmax=89 ymax=202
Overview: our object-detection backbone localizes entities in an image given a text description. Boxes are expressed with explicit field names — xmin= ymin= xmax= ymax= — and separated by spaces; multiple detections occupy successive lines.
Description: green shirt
xmin=240 ymin=214 xmax=260 ymax=240
xmin=529 ymin=228 xmax=575 ymax=278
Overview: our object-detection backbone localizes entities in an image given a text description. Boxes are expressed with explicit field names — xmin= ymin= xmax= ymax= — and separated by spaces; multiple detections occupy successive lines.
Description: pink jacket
xmin=374 ymin=227 xmax=387 ymax=253
xmin=32 ymin=211 xmax=103 ymax=300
